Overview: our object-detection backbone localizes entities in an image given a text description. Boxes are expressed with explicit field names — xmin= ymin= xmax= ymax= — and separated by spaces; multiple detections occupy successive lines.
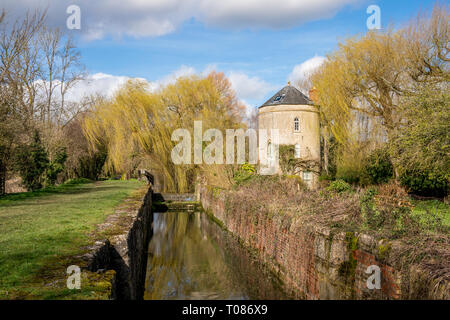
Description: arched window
xmin=294 ymin=117 xmax=300 ymax=132
xmin=295 ymin=144 xmax=301 ymax=159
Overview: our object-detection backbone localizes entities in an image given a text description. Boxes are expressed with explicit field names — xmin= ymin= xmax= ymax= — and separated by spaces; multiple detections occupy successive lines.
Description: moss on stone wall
xmin=338 ymin=232 xmax=359 ymax=298
xmin=376 ymin=240 xmax=392 ymax=263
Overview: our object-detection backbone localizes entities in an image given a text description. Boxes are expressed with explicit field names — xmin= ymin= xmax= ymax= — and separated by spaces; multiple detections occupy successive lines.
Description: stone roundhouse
xmin=258 ymin=84 xmax=320 ymax=188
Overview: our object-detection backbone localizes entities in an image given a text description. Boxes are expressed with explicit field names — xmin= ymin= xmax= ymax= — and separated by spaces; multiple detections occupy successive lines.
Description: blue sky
xmin=80 ymin=1 xmax=431 ymax=79
xmin=2 ymin=0 xmax=438 ymax=109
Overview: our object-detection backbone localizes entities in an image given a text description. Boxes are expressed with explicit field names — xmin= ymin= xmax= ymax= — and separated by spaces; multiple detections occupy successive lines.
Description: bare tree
xmin=0 ymin=10 xmax=46 ymax=195
xmin=59 ymin=36 xmax=85 ymax=121
xmin=39 ymin=26 xmax=61 ymax=125
xmin=39 ymin=27 xmax=85 ymax=127
xmin=403 ymin=3 xmax=449 ymax=84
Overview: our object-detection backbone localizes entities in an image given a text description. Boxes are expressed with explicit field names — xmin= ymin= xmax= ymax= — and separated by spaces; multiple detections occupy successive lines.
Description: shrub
xmin=77 ymin=150 xmax=107 ymax=180
xmin=233 ymin=162 xmax=256 ymax=186
xmin=279 ymin=145 xmax=295 ymax=174
xmin=319 ymin=174 xmax=334 ymax=182
xmin=46 ymin=147 xmax=68 ymax=186
xmin=327 ymin=179 xmax=351 ymax=193
xmin=279 ymin=144 xmax=320 ymax=177
xmin=64 ymin=178 xmax=92 ymax=185
xmin=335 ymin=146 xmax=364 ymax=184
xmin=361 ymin=147 xmax=394 ymax=186
xmin=389 ymin=86 xmax=449 ymax=197
xmin=14 ymin=131 xmax=49 ymax=191
xmin=399 ymin=169 xmax=448 ymax=197
xmin=359 ymin=182 xmax=420 ymax=238
xmin=336 ymin=166 xmax=360 ymax=184
xmin=284 ymin=174 xmax=307 ymax=190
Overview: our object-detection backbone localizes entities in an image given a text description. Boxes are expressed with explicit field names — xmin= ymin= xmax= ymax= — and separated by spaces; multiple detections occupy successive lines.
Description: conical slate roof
xmin=260 ymin=85 xmax=311 ymax=108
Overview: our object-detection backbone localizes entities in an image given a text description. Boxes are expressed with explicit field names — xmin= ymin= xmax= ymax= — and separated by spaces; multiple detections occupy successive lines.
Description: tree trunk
xmin=322 ymin=126 xmax=329 ymax=175
xmin=386 ymin=129 xmax=399 ymax=180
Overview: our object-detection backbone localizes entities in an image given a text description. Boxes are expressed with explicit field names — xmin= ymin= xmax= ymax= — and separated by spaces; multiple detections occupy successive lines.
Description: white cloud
xmin=239 ymin=99 xmax=259 ymax=122
xmin=227 ymin=71 xmax=275 ymax=102
xmin=226 ymin=72 xmax=275 ymax=120
xmin=146 ymin=64 xmax=218 ymax=92
xmin=1 ymin=0 xmax=364 ymax=39
xmin=64 ymin=66 xmax=210 ymax=103
xmin=288 ymin=55 xmax=326 ymax=84
xmin=197 ymin=0 xmax=361 ymax=29
xmin=153 ymin=66 xmax=274 ymax=103
xmin=64 ymin=72 xmax=146 ymax=102
xmin=156 ymin=65 xmax=197 ymax=87
xmin=61 ymin=67 xmax=274 ymax=120
xmin=59 ymin=68 xmax=268 ymax=129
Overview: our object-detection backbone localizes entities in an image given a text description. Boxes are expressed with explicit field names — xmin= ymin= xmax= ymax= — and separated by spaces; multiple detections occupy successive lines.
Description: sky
xmin=1 ymin=0 xmax=438 ymax=112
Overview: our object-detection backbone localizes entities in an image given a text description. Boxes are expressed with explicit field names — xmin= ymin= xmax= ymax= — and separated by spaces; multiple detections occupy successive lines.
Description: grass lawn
xmin=411 ymin=198 xmax=450 ymax=230
xmin=0 ymin=179 xmax=146 ymax=299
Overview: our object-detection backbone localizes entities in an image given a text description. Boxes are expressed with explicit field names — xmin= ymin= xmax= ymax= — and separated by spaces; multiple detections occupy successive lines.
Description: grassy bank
xmin=411 ymin=199 xmax=450 ymax=228
xmin=0 ymin=179 xmax=146 ymax=299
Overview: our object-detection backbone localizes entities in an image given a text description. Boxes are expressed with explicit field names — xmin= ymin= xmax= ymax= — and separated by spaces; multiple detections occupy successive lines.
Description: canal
xmin=144 ymin=211 xmax=289 ymax=300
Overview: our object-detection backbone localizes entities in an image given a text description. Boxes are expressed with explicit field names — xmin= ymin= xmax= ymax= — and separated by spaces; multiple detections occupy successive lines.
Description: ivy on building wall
xmin=279 ymin=145 xmax=320 ymax=175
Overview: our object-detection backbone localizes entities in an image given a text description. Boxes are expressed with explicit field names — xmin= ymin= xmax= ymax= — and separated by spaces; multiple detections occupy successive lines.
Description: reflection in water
xmin=144 ymin=212 xmax=289 ymax=300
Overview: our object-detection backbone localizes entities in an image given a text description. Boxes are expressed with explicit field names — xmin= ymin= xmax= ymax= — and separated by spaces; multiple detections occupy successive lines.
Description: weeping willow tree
xmin=311 ymin=3 xmax=449 ymax=178
xmin=83 ymin=72 xmax=246 ymax=192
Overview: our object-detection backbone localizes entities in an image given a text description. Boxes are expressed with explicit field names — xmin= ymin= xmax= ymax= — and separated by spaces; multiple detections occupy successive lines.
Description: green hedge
xmin=361 ymin=147 xmax=394 ymax=186
xmin=399 ymin=170 xmax=448 ymax=197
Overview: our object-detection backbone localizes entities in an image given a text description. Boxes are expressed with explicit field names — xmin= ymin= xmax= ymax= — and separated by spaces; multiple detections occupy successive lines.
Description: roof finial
xmin=288 ymin=81 xmax=291 ymax=86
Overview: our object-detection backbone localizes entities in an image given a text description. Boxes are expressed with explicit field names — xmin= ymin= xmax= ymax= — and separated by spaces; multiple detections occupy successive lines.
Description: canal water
xmin=144 ymin=211 xmax=289 ymax=300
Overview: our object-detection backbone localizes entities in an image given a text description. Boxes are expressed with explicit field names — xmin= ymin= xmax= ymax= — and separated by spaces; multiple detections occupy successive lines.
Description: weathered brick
xmin=199 ymin=186 xmax=447 ymax=300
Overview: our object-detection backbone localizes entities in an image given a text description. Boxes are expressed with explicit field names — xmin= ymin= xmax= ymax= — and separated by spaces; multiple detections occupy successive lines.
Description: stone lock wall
xmin=199 ymin=185 xmax=448 ymax=300
xmin=85 ymin=188 xmax=153 ymax=300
